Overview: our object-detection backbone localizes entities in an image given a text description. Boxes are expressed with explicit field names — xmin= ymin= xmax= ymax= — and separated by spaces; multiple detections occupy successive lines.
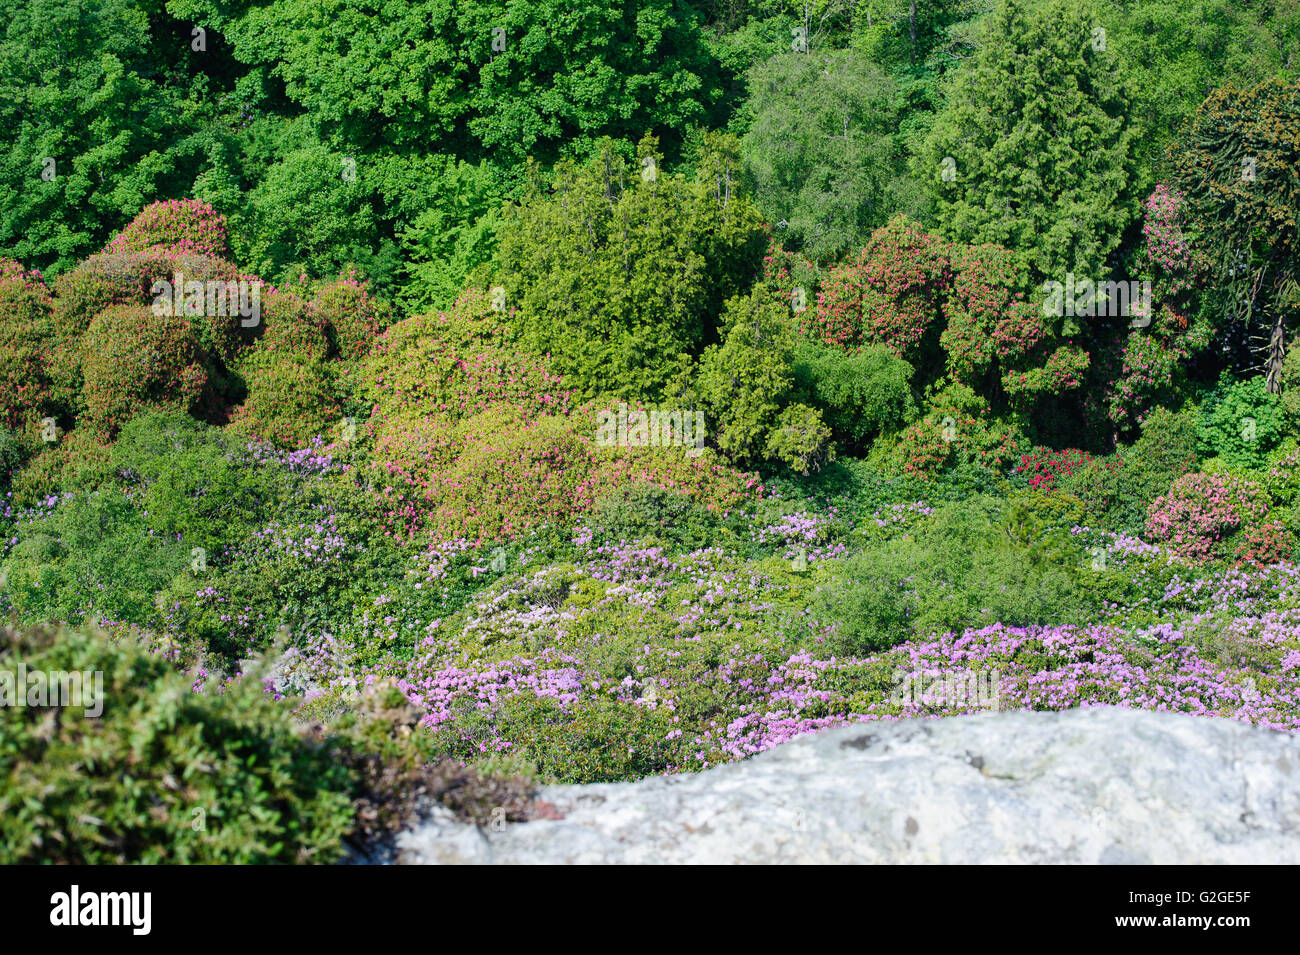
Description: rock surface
xmin=390 ymin=707 xmax=1300 ymax=864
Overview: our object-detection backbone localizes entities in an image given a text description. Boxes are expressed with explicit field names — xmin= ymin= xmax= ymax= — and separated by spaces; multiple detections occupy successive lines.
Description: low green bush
xmin=814 ymin=495 xmax=1128 ymax=654
xmin=591 ymin=481 xmax=725 ymax=552
xmin=0 ymin=622 xmax=355 ymax=863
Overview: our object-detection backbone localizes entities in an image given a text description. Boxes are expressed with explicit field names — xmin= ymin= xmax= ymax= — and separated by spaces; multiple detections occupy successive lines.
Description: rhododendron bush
xmin=0 ymin=260 xmax=55 ymax=431
xmin=1145 ymin=472 xmax=1272 ymax=562
xmin=804 ymin=216 xmax=1088 ymax=409
xmin=369 ymin=404 xmax=758 ymax=543
xmin=105 ymin=199 xmax=230 ymax=260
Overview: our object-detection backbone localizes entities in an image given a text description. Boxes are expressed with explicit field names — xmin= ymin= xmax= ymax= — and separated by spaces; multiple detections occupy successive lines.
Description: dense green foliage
xmin=4 ymin=0 xmax=1300 ymax=861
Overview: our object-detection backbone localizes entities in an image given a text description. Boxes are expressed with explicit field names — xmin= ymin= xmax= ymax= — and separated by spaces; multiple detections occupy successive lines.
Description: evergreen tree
xmin=923 ymin=0 xmax=1137 ymax=280
xmin=1171 ymin=77 xmax=1300 ymax=392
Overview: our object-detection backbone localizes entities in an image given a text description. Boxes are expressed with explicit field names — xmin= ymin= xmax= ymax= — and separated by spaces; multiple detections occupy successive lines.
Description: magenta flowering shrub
xmin=1015 ymin=447 xmax=1093 ymax=491
xmin=1142 ymin=185 xmax=1204 ymax=299
xmin=808 ymin=215 xmax=949 ymax=358
xmin=1099 ymin=330 xmax=1188 ymax=434
xmin=0 ymin=259 xmax=56 ymax=430
xmin=78 ymin=305 xmax=207 ymax=438
xmin=760 ymin=239 xmax=819 ymax=313
xmin=881 ymin=386 xmax=1027 ymax=479
xmin=1145 ymin=472 xmax=1271 ymax=562
xmin=312 ymin=268 xmax=391 ymax=361
xmin=999 ymin=343 xmax=1089 ymax=400
xmin=359 ymin=292 xmax=572 ymax=423
xmin=234 ymin=274 xmax=395 ymax=448
xmin=104 ymin=199 xmax=229 ymax=259
xmin=49 ymin=250 xmax=249 ymax=414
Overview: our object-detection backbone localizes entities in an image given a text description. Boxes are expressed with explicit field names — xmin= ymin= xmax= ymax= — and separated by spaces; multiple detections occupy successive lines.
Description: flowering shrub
xmin=1261 ymin=443 xmax=1300 ymax=507
xmin=1145 ymin=472 xmax=1271 ymax=561
xmin=808 ymin=215 xmax=949 ymax=358
xmin=1100 ymin=330 xmax=1188 ymax=434
xmin=423 ymin=408 xmax=597 ymax=543
xmin=78 ymin=306 xmax=207 ymax=438
xmin=941 ymin=243 xmax=1045 ymax=384
xmin=50 ymin=251 xmax=249 ymax=417
xmin=760 ymin=239 xmax=820 ymax=313
xmin=6 ymin=429 xmax=112 ymax=508
xmin=105 ymin=199 xmax=229 ymax=259
xmin=1233 ymin=521 xmax=1294 ymax=567
xmin=359 ymin=290 xmax=571 ymax=424
xmin=232 ymin=353 xmax=342 ymax=448
xmin=1058 ymin=406 xmax=1197 ymax=534
xmin=1142 ymin=185 xmax=1203 ymax=299
xmin=371 ymin=403 xmax=758 ymax=543
xmin=312 ymin=269 xmax=391 ymax=361
xmin=0 ymin=260 xmax=55 ymax=430
xmin=999 ymin=343 xmax=1090 ymax=401
xmin=1016 ymin=447 xmax=1092 ymax=491
xmin=231 ymin=287 xmax=340 ymax=446
xmin=880 ymin=384 xmax=1026 ymax=480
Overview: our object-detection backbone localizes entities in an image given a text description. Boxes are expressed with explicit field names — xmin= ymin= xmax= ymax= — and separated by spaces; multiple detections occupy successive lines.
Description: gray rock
xmin=390 ymin=707 xmax=1300 ymax=864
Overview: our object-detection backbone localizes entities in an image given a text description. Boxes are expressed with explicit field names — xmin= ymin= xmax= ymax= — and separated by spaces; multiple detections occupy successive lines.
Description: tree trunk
xmin=1266 ymin=308 xmax=1286 ymax=394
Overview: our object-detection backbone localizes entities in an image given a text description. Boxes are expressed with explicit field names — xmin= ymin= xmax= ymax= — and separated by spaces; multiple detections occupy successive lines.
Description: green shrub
xmin=234 ymin=353 xmax=342 ymax=448
xmin=312 ymin=271 xmax=390 ymax=361
xmin=1198 ymin=373 xmax=1285 ymax=468
xmin=108 ymin=413 xmax=291 ymax=557
xmin=763 ymin=403 xmax=833 ymax=475
xmin=1 ymin=486 xmax=187 ymax=626
xmin=872 ymin=381 xmax=1026 ymax=480
xmin=7 ymin=428 xmax=112 ymax=507
xmin=814 ymin=495 xmax=1127 ymax=654
xmin=792 ymin=339 xmax=917 ymax=449
xmin=1059 ymin=405 xmax=1199 ymax=533
xmin=1280 ymin=347 xmax=1300 ymax=429
xmin=496 ymin=136 xmax=766 ymax=401
xmin=591 ymin=481 xmax=724 ymax=552
xmin=0 ymin=622 xmax=355 ymax=863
